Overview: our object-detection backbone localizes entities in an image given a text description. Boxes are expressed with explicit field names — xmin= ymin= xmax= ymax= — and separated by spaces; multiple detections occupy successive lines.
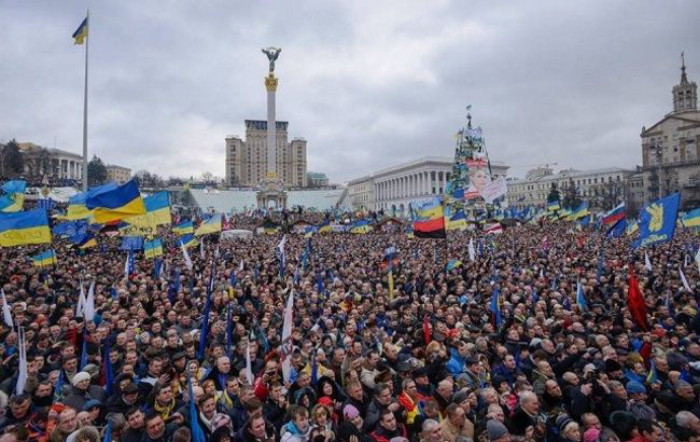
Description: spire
xmin=681 ymin=51 xmax=689 ymax=85
xmin=672 ymin=51 xmax=697 ymax=113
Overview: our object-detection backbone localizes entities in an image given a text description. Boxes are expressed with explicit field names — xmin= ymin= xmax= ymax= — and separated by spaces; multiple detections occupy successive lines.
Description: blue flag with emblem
xmin=634 ymin=193 xmax=680 ymax=248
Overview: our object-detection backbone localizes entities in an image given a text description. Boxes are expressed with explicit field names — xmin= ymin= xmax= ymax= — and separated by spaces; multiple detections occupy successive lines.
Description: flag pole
xmin=81 ymin=9 xmax=90 ymax=193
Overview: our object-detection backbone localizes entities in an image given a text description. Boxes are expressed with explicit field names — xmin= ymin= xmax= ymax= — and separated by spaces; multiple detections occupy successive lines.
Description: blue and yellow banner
xmin=682 ymin=208 xmax=700 ymax=228
xmin=144 ymin=239 xmax=164 ymax=259
xmin=0 ymin=210 xmax=51 ymax=247
xmin=1 ymin=180 xmax=27 ymax=194
xmin=350 ymin=219 xmax=372 ymax=234
xmin=195 ymin=214 xmax=222 ymax=236
xmin=0 ymin=193 xmax=24 ymax=213
xmin=446 ymin=210 xmax=468 ymax=231
xmin=122 ymin=191 xmax=171 ymax=235
xmin=547 ymin=199 xmax=560 ymax=212
xmin=568 ymin=202 xmax=590 ymax=220
xmin=63 ymin=182 xmax=119 ymax=221
xmin=179 ymin=234 xmax=198 ymax=249
xmin=32 ymin=250 xmax=57 ymax=267
xmin=318 ymin=220 xmax=331 ymax=233
xmin=172 ymin=220 xmax=194 ymax=235
xmin=73 ymin=16 xmax=88 ymax=45
xmin=634 ymin=193 xmax=680 ymax=248
xmin=86 ymin=180 xmax=146 ymax=224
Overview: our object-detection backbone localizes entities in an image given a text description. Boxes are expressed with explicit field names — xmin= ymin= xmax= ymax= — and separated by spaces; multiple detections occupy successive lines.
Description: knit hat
xmin=452 ymin=389 xmax=470 ymax=404
xmin=71 ymin=372 xmax=91 ymax=387
xmin=604 ymin=359 xmax=622 ymax=373
xmin=487 ymin=419 xmax=509 ymax=441
xmin=626 ymin=381 xmax=646 ymax=394
xmin=583 ymin=427 xmax=601 ymax=442
xmin=343 ymin=404 xmax=359 ymax=420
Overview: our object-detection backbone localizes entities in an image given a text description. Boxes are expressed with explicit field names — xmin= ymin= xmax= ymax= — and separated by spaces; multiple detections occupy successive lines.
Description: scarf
xmin=153 ymin=398 xmax=176 ymax=420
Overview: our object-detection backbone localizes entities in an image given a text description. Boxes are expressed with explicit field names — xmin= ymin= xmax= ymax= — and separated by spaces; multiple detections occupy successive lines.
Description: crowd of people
xmin=1 ymin=217 xmax=700 ymax=442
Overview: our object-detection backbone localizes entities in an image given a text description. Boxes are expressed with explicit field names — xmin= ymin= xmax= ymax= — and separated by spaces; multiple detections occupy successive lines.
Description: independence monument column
xmin=257 ymin=47 xmax=287 ymax=210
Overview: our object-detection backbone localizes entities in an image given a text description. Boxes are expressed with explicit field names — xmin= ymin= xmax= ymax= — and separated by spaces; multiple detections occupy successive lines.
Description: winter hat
xmin=71 ymin=371 xmax=91 ymax=387
xmin=343 ymin=404 xmax=359 ymax=420
xmin=625 ymin=381 xmax=646 ymax=394
xmin=487 ymin=419 xmax=509 ymax=441
xmin=583 ymin=427 xmax=600 ymax=442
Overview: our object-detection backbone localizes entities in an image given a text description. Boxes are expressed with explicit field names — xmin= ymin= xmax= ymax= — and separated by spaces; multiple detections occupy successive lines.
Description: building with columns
xmin=641 ymin=55 xmax=700 ymax=209
xmin=17 ymin=142 xmax=83 ymax=181
xmin=347 ymin=156 xmax=509 ymax=211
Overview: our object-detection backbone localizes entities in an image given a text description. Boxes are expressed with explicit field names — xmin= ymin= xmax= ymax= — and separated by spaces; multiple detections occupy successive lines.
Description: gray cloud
xmin=1 ymin=0 xmax=698 ymax=182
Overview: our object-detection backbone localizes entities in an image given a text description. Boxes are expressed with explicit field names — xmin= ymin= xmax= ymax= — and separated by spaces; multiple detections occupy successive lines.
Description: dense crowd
xmin=1 ymin=218 xmax=700 ymax=442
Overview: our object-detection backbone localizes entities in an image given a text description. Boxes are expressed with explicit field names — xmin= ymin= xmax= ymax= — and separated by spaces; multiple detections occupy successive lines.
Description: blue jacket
xmin=445 ymin=348 xmax=466 ymax=377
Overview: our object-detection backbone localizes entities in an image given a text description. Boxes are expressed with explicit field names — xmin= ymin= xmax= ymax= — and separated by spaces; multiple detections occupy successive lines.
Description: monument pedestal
xmin=257 ymin=175 xmax=287 ymax=210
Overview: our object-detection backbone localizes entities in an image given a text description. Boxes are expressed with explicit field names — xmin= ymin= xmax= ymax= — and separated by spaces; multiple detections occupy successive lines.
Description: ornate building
xmin=225 ymin=121 xmax=307 ymax=189
xmin=347 ymin=156 xmax=508 ymax=212
xmin=641 ymin=55 xmax=700 ymax=209
xmin=17 ymin=142 xmax=83 ymax=181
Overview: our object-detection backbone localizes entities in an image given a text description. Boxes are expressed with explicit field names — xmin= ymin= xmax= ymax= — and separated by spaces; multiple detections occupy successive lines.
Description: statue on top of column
xmin=262 ymin=47 xmax=282 ymax=73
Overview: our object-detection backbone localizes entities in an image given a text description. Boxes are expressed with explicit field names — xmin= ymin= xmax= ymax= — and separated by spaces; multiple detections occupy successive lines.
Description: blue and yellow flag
xmin=195 ymin=214 xmax=222 ymax=236
xmin=318 ymin=219 xmax=331 ymax=233
xmin=64 ymin=182 xmax=119 ymax=221
xmin=179 ymin=234 xmax=198 ymax=249
xmin=144 ymin=239 xmax=164 ymax=259
xmin=73 ymin=17 xmax=88 ymax=45
xmin=569 ymin=202 xmax=590 ymax=220
xmin=446 ymin=210 xmax=468 ymax=231
xmin=0 ymin=193 xmax=24 ymax=213
xmin=634 ymin=193 xmax=680 ymax=248
xmin=85 ymin=179 xmax=146 ymax=224
xmin=682 ymin=208 xmax=700 ymax=228
xmin=77 ymin=234 xmax=97 ymax=249
xmin=32 ymin=250 xmax=57 ymax=267
xmin=1 ymin=180 xmax=27 ymax=194
xmin=122 ymin=191 xmax=171 ymax=234
xmin=547 ymin=199 xmax=560 ymax=212
xmin=350 ymin=219 xmax=372 ymax=234
xmin=0 ymin=210 xmax=51 ymax=247
xmin=172 ymin=220 xmax=194 ymax=235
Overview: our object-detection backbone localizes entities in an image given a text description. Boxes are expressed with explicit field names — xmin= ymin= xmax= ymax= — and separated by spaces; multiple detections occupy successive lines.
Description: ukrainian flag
xmin=263 ymin=219 xmax=280 ymax=234
xmin=122 ymin=191 xmax=172 ymax=233
xmin=73 ymin=16 xmax=88 ymax=45
xmin=32 ymin=250 xmax=57 ymax=267
xmin=0 ymin=193 xmax=24 ymax=213
xmin=446 ymin=210 xmax=468 ymax=231
xmin=144 ymin=239 xmax=164 ymax=259
xmin=569 ymin=202 xmax=590 ymax=220
xmin=77 ymin=234 xmax=98 ymax=249
xmin=179 ymin=234 xmax=198 ymax=249
xmin=350 ymin=219 xmax=372 ymax=234
xmin=195 ymin=214 xmax=222 ymax=236
xmin=85 ymin=180 xmax=146 ymax=224
xmin=626 ymin=220 xmax=638 ymax=236
xmin=1 ymin=180 xmax=27 ymax=194
xmin=304 ymin=226 xmax=318 ymax=237
xmin=547 ymin=199 xmax=560 ymax=211
xmin=65 ymin=182 xmax=119 ymax=221
xmin=682 ymin=208 xmax=700 ymax=228
xmin=318 ymin=220 xmax=331 ymax=233
xmin=172 ymin=220 xmax=194 ymax=235
xmin=0 ymin=209 xmax=51 ymax=247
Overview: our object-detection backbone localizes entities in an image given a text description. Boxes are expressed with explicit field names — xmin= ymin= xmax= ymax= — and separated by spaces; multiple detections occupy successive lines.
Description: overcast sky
xmin=1 ymin=1 xmax=698 ymax=183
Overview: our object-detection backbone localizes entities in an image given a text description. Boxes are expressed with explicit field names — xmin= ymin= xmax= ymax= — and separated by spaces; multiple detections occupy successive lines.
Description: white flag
xmin=680 ymin=267 xmax=692 ymax=292
xmin=281 ymin=289 xmax=294 ymax=384
xmin=644 ymin=252 xmax=652 ymax=272
xmin=84 ymin=281 xmax=96 ymax=322
xmin=1 ymin=289 xmax=13 ymax=328
xmin=124 ymin=253 xmax=130 ymax=279
xmin=238 ymin=260 xmax=244 ymax=272
xmin=468 ymin=238 xmax=476 ymax=262
xmin=695 ymin=247 xmax=700 ymax=274
xmin=245 ymin=345 xmax=254 ymax=386
xmin=181 ymin=240 xmax=193 ymax=270
xmin=76 ymin=283 xmax=86 ymax=318
xmin=15 ymin=327 xmax=27 ymax=395
xmin=277 ymin=235 xmax=287 ymax=263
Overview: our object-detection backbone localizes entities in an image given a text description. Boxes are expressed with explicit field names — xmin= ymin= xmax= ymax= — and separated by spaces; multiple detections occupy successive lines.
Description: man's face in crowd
xmin=128 ymin=410 xmax=144 ymax=429
xmin=251 ymin=416 xmax=267 ymax=438
xmin=58 ymin=409 xmax=78 ymax=433
xmin=10 ymin=399 xmax=30 ymax=418
xmin=380 ymin=412 xmax=397 ymax=431
xmin=146 ymin=416 xmax=166 ymax=439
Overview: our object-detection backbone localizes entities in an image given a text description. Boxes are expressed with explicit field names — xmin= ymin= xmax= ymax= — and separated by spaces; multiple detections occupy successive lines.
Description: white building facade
xmin=347 ymin=156 xmax=509 ymax=211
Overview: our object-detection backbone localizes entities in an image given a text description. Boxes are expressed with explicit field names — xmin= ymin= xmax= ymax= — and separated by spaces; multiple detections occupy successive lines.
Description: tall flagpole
xmin=81 ymin=9 xmax=90 ymax=192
